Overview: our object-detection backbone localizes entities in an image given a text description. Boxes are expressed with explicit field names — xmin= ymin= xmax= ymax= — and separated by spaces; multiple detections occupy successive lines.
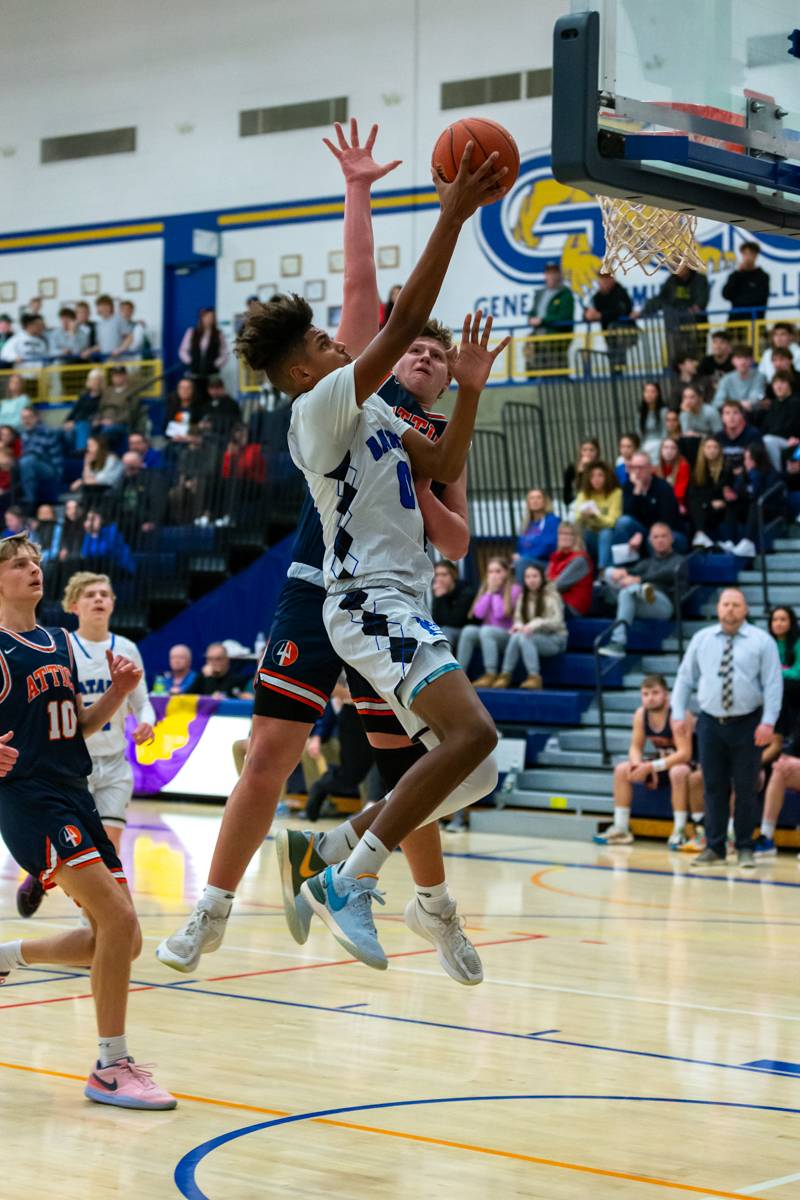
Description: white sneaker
xmin=719 ymin=540 xmax=736 ymax=553
xmin=732 ymin=538 xmax=756 ymax=557
xmin=0 ymin=942 xmax=19 ymax=984
xmin=692 ymin=531 xmax=713 ymax=549
xmin=156 ymin=904 xmax=229 ymax=973
xmin=404 ymin=897 xmax=483 ymax=986
xmin=593 ymin=825 xmax=634 ymax=845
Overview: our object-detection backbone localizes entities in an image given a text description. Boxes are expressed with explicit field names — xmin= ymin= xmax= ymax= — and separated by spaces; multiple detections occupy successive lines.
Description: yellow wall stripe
xmin=0 ymin=222 xmax=164 ymax=251
xmin=218 ymin=191 xmax=439 ymax=228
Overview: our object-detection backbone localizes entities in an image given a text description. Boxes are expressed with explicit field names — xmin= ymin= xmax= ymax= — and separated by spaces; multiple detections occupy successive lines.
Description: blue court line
xmin=745 ymin=1060 xmax=800 ymax=1076
xmin=174 ymin=1093 xmax=800 ymax=1200
xmin=0 ymin=971 xmax=81 ymax=989
xmin=142 ymin=977 xmax=800 ymax=1085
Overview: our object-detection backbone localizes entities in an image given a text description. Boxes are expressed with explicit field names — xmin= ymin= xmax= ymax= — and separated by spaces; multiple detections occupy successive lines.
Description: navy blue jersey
xmin=287 ymin=376 xmax=449 ymax=584
xmin=0 ymin=626 xmax=91 ymax=783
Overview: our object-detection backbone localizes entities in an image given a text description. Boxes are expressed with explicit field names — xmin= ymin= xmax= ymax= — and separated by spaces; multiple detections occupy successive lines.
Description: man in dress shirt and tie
xmin=671 ymin=589 xmax=783 ymax=869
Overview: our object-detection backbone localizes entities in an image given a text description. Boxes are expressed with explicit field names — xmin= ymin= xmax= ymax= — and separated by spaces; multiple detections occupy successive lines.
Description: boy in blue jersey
xmin=158 ymin=123 xmax=495 ymax=983
xmin=0 ymin=534 xmax=175 ymax=1110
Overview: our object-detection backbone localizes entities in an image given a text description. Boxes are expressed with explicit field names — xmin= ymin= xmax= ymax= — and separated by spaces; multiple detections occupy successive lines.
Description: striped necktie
xmin=719 ymin=635 xmax=735 ymax=712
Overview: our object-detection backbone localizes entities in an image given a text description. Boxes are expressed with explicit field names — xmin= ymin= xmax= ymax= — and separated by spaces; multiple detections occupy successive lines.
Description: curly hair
xmin=234 ymin=293 xmax=313 ymax=389
xmin=417 ymin=319 xmax=453 ymax=351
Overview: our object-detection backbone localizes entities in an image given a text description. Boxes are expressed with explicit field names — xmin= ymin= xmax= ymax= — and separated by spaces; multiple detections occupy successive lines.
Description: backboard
xmin=552 ymin=0 xmax=800 ymax=237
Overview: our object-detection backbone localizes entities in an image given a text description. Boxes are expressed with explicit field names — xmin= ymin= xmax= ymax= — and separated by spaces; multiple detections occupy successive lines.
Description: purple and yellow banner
xmin=126 ymin=696 xmax=219 ymax=795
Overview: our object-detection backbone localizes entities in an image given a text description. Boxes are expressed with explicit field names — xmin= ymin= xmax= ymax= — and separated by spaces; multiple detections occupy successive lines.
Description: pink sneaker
xmin=84 ymin=1058 xmax=177 ymax=1110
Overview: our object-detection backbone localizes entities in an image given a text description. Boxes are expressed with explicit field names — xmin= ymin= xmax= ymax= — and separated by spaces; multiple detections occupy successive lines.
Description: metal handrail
xmin=756 ymin=480 xmax=788 ymax=612
xmin=593 ymin=618 xmax=628 ymax=765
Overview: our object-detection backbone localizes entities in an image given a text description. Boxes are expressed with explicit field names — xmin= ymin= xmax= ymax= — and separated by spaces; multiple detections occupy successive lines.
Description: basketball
xmin=431 ymin=117 xmax=520 ymax=201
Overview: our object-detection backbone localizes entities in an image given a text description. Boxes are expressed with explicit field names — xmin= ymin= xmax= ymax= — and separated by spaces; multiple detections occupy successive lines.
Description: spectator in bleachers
xmin=127 ymin=431 xmax=164 ymax=470
xmin=493 ymin=563 xmax=567 ymax=690
xmin=29 ymin=503 xmax=61 ymax=563
xmin=75 ymin=301 xmax=97 ymax=356
xmin=379 ymin=284 xmax=402 ymax=328
xmin=635 ymin=266 xmax=709 ymax=358
xmin=119 ymin=300 xmax=151 ymax=357
xmin=612 ymin=451 xmax=684 ymax=559
xmin=718 ymin=400 xmax=763 ymax=467
xmin=95 ymin=365 xmax=144 ymax=447
xmin=221 ymin=422 xmax=266 ymax=490
xmin=755 ymin=369 xmax=800 ymax=472
xmin=49 ymin=306 xmax=87 ymax=364
xmin=718 ymin=442 xmax=785 ymax=558
xmin=712 ymin=345 xmax=765 ymax=411
xmin=3 ymin=506 xmax=29 ymax=537
xmin=769 ymin=606 xmax=800 ymax=719
xmin=58 ymin=498 xmax=85 ymax=560
xmin=698 ymin=330 xmax=734 ymax=391
xmin=179 ymin=308 xmax=229 ymax=401
xmin=783 ymin=443 xmax=800 ymax=513
xmin=526 ymin=262 xmax=574 ymax=372
xmin=0 ymin=314 xmax=13 ymax=354
xmin=0 ymin=424 xmax=20 ymax=458
xmin=80 ymin=509 xmax=135 ymax=574
xmin=687 ymin=436 xmax=731 ymax=548
xmin=639 ymin=380 xmax=669 ymax=463
xmin=189 ymin=642 xmax=244 ymax=699
xmin=0 ymin=313 xmax=49 ymax=365
xmin=672 ymin=588 xmax=783 ymax=868
xmin=614 ymin=432 xmax=640 ymax=486
xmin=456 ymin=557 xmax=521 ymax=687
xmin=722 ymin=241 xmax=771 ymax=320
xmin=431 ymin=560 xmax=475 ymax=649
xmin=763 ymin=347 xmax=799 ymax=390
xmin=680 ymin=382 xmax=721 ymax=440
xmin=758 ymin=323 xmax=800 ymax=382
xmin=168 ymin=425 xmax=216 ymax=524
xmin=107 ymin=450 xmax=168 ymax=545
xmin=0 ymin=446 xmax=16 ymax=519
xmin=574 ymin=462 xmax=621 ymax=570
xmin=18 ymin=406 xmax=63 ymax=511
xmin=563 ymin=436 xmax=600 ymax=507
xmin=155 ymin=644 xmax=198 ymax=696
xmin=201 ymin=375 xmax=242 ymax=439
xmin=165 ymin=377 xmax=200 ymax=442
xmin=515 ymin=487 xmax=560 ymax=575
xmin=83 ymin=295 xmax=133 ymax=360
xmin=755 ymin=709 xmax=800 ymax=858
xmin=546 ymin=521 xmax=594 ymax=616
xmin=583 ymin=272 xmax=634 ymax=366
xmin=68 ymin=434 xmax=123 ymax=500
xmin=62 ymin=366 xmax=104 ymax=453
xmin=0 ymin=373 xmax=32 ymax=430
xmin=662 ymin=408 xmax=693 ymax=465
xmin=656 ymin=437 xmax=690 ymax=514
xmin=594 ymin=676 xmax=703 ymax=848
xmin=600 ymin=523 xmax=686 ymax=657
xmin=667 ymin=350 xmax=701 ymax=408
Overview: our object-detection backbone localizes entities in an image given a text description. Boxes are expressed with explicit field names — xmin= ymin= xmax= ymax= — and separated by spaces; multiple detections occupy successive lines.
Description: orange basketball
xmin=431 ymin=117 xmax=520 ymax=203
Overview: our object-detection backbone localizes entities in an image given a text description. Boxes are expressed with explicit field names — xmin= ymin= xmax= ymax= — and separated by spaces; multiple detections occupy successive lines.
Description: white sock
xmin=761 ymin=819 xmax=776 ymax=839
xmin=0 ymin=939 xmax=27 ymax=968
xmin=727 ymin=817 xmax=735 ymax=839
xmin=200 ymin=884 xmax=234 ymax=917
xmin=691 ymin=812 xmax=704 ymax=826
xmin=415 ymin=881 xmax=452 ymax=916
xmin=341 ymin=833 xmax=391 ymax=882
xmin=614 ymin=807 xmax=630 ymax=832
xmin=316 ymin=820 xmax=358 ymax=865
xmin=672 ymin=811 xmax=688 ymax=833
xmin=98 ymin=1034 xmax=129 ymax=1068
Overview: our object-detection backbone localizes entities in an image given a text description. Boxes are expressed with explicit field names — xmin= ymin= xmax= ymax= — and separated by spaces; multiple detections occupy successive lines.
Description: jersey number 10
xmin=47 ymin=700 xmax=78 ymax=741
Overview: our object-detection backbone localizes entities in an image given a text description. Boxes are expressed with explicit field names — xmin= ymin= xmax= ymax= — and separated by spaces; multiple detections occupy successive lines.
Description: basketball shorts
xmin=254 ymin=577 xmax=406 ymax=735
xmin=0 ymin=776 xmax=126 ymax=891
xmin=88 ymin=751 xmax=133 ymax=829
xmin=323 ymin=585 xmax=460 ymax=743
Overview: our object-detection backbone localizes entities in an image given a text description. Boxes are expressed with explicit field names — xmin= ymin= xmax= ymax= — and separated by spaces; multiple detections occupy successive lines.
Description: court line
xmin=741 ymin=1172 xmax=800 ymax=1193
xmin=174 ymin=1093 xmax=800 ymax=1200
xmin=0 ymin=972 xmax=81 ymax=989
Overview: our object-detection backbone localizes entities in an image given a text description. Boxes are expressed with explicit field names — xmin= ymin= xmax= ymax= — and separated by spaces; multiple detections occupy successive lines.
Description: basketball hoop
xmin=598 ymin=195 xmax=706 ymax=276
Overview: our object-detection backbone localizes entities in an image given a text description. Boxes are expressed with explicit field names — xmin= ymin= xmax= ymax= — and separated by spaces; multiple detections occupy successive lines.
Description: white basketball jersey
xmin=68 ymin=632 xmax=155 ymax=758
xmin=288 ymin=362 xmax=432 ymax=594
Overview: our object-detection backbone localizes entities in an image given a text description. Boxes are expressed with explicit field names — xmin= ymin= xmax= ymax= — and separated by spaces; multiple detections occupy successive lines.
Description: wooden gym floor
xmin=1 ymin=799 xmax=799 ymax=1199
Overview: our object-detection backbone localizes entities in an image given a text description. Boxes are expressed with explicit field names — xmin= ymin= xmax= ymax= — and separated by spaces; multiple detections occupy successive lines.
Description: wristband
xmin=652 ymin=758 xmax=667 ymax=773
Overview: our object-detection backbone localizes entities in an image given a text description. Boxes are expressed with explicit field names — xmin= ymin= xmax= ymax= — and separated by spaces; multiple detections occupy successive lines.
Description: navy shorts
xmin=0 ymin=776 xmax=126 ymax=891
xmin=254 ymin=576 xmax=406 ymax=735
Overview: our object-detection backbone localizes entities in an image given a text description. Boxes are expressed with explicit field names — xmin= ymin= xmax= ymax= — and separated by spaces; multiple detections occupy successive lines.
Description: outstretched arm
xmin=327 ymin=119 xmax=401 ymax=358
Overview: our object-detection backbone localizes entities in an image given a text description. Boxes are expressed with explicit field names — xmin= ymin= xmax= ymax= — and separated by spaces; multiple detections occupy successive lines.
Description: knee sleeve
xmin=372 ymin=742 xmax=427 ymax=794
xmin=417 ymin=728 xmax=499 ymax=822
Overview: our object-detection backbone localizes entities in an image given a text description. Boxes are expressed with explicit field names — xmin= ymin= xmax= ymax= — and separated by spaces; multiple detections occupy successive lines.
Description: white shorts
xmin=87 ymin=751 xmax=133 ymax=828
xmin=323 ymin=585 xmax=460 ymax=741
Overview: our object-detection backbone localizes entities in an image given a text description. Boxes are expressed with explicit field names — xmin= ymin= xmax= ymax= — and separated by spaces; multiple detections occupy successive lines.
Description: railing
xmin=756 ymin=480 xmax=789 ymax=612
xmin=0 ymin=358 xmax=165 ymax=405
xmin=593 ymin=619 xmax=628 ymax=765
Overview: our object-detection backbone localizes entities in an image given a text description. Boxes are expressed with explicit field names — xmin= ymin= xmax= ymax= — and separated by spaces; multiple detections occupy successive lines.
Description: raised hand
xmin=105 ymin=649 xmax=143 ymax=697
xmin=433 ymin=142 xmax=508 ymax=222
xmin=323 ymin=118 xmax=401 ymax=186
xmin=0 ymin=730 xmax=18 ymax=778
xmin=448 ymin=311 xmax=511 ymax=395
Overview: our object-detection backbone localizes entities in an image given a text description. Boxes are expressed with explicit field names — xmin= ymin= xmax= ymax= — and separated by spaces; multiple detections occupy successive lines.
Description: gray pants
xmin=502 ymin=630 xmax=567 ymax=676
xmin=439 ymin=625 xmax=461 ymax=651
xmin=456 ymin=624 xmax=510 ymax=674
xmin=763 ymin=434 xmax=790 ymax=473
xmin=604 ymin=575 xmax=673 ymax=645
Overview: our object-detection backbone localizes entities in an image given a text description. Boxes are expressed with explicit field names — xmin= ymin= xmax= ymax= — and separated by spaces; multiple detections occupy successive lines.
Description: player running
xmin=16 ymin=572 xmax=155 ymax=917
xmin=158 ymin=121 xmax=496 ymax=985
xmin=0 ymin=534 xmax=175 ymax=1109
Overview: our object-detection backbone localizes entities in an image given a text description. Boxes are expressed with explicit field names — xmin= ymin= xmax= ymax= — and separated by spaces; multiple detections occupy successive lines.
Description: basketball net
xmin=598 ymin=196 xmax=706 ymax=276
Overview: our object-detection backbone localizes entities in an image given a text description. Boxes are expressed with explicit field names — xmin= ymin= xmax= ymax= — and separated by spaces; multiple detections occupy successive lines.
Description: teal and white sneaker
xmin=667 ymin=828 xmax=689 ymax=850
xmin=275 ymin=829 xmax=326 ymax=944
xmin=300 ymin=866 xmax=387 ymax=970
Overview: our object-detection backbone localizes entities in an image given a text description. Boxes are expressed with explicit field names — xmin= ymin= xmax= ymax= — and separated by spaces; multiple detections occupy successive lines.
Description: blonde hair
xmin=469 ymin=556 xmax=515 ymax=620
xmin=0 ymin=533 xmax=40 ymax=564
xmin=62 ymin=571 xmax=115 ymax=610
xmin=557 ymin=520 xmax=586 ymax=552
